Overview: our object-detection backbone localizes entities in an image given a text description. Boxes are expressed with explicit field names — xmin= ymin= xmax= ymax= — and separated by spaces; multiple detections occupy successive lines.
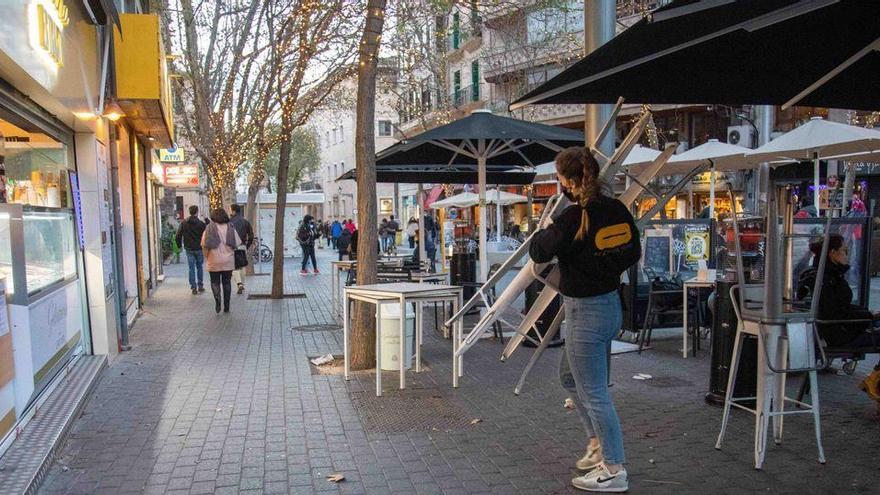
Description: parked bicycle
xmin=251 ymin=237 xmax=274 ymax=263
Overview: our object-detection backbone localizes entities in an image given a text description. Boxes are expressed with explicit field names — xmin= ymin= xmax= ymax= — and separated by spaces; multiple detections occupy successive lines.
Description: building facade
xmin=0 ymin=0 xmax=173 ymax=463
xmin=308 ymin=65 xmax=400 ymax=225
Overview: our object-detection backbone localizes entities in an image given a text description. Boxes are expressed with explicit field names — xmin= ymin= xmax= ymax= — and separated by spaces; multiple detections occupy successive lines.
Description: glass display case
xmin=0 ymin=204 xmax=78 ymax=303
xmin=1 ymin=122 xmax=71 ymax=208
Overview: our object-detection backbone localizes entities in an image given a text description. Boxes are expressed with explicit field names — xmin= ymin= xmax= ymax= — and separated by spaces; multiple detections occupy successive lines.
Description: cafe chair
xmin=638 ymin=268 xmax=684 ymax=353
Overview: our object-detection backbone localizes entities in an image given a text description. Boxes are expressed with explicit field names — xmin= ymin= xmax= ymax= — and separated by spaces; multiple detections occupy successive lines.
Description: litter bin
xmin=706 ymin=280 xmax=758 ymax=406
xmin=379 ymin=303 xmax=415 ymax=371
xmin=450 ymin=252 xmax=477 ymax=300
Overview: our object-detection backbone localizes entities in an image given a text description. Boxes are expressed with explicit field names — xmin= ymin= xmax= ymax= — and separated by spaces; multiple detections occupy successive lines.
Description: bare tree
xmin=348 ymin=0 xmax=387 ymax=370
xmin=266 ymin=1 xmax=360 ymax=298
xmin=162 ymin=0 xmax=275 ymax=208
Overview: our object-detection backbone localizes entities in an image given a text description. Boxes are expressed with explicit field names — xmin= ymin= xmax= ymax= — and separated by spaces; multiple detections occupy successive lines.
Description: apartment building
xmin=307 ymin=64 xmax=400 ymax=224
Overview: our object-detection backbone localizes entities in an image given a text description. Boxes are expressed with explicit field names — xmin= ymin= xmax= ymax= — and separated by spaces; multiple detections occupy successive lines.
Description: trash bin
xmin=706 ymin=280 xmax=758 ymax=406
xmin=379 ymin=303 xmax=415 ymax=371
xmin=450 ymin=252 xmax=477 ymax=300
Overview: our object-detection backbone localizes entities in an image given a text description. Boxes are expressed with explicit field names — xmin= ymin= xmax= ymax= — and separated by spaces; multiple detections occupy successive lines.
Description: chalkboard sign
xmin=643 ymin=230 xmax=673 ymax=275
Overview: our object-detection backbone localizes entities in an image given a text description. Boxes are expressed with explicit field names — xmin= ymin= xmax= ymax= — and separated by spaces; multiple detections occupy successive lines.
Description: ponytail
xmin=555 ymin=147 xmax=602 ymax=241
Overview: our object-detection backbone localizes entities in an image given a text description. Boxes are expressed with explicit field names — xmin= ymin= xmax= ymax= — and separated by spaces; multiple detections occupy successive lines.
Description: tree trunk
xmin=270 ymin=123 xmax=293 ymax=298
xmin=349 ymin=0 xmax=386 ymax=371
xmin=244 ymin=175 xmax=261 ymax=275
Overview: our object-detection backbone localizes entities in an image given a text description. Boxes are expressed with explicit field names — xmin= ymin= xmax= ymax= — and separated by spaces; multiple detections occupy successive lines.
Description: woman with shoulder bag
xmin=530 ymin=147 xmax=641 ymax=492
xmin=201 ymin=208 xmax=242 ymax=313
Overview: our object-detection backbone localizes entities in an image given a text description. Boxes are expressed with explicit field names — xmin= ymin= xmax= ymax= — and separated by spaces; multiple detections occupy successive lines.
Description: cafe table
xmin=343 ymin=282 xmax=464 ymax=396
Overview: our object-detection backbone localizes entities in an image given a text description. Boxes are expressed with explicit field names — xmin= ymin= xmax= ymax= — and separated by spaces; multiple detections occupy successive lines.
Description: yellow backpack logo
xmin=595 ymin=223 xmax=632 ymax=250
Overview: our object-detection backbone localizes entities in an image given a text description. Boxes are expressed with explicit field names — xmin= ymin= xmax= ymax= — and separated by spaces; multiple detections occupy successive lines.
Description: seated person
xmin=796 ymin=234 xmax=878 ymax=348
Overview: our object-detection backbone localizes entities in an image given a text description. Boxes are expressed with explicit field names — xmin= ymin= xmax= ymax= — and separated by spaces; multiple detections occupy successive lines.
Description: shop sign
xmin=159 ymin=147 xmax=185 ymax=162
xmin=685 ymin=226 xmax=710 ymax=262
xmin=692 ymin=171 xmax=727 ymax=185
xmin=29 ymin=0 xmax=69 ymax=68
xmin=164 ymin=164 xmax=199 ymax=187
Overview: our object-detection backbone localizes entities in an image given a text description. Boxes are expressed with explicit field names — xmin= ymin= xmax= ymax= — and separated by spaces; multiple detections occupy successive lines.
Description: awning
xmin=82 ymin=0 xmax=123 ymax=33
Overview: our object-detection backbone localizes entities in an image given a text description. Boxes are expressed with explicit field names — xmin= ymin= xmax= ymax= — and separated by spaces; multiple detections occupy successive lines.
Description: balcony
xmin=482 ymin=32 xmax=582 ymax=82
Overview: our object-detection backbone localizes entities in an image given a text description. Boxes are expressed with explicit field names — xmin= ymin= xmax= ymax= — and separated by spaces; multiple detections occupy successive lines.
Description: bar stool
xmin=715 ymin=284 xmax=826 ymax=469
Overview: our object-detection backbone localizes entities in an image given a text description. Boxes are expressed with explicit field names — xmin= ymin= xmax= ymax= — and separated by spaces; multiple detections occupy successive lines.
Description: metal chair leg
xmin=809 ymin=369 xmax=826 ymax=464
xmin=716 ymin=330 xmax=744 ymax=450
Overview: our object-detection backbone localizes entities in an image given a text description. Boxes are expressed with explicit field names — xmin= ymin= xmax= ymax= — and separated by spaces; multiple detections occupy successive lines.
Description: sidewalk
xmin=37 ymin=248 xmax=880 ymax=494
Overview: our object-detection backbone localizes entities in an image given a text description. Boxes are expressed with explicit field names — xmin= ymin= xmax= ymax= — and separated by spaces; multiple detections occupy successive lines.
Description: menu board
xmin=643 ymin=229 xmax=673 ymax=275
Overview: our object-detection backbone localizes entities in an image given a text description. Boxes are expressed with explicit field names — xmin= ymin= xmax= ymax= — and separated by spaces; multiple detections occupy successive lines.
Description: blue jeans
xmin=186 ymin=250 xmax=205 ymax=289
xmin=561 ymin=291 xmax=625 ymax=464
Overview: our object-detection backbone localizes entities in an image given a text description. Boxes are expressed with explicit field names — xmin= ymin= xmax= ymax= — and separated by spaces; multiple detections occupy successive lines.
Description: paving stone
xmin=33 ymin=254 xmax=880 ymax=495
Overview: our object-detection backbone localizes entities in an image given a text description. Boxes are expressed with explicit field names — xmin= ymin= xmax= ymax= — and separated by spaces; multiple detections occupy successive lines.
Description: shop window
xmin=1 ymin=118 xmax=71 ymax=208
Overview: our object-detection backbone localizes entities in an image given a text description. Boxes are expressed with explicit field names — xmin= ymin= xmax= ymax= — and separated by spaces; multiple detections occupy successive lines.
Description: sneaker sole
xmin=571 ymin=481 xmax=628 ymax=493
xmin=575 ymin=460 xmax=603 ymax=471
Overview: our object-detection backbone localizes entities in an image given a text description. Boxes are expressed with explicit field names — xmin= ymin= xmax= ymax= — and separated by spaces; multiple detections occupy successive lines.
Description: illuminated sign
xmin=159 ymin=147 xmax=184 ymax=162
xmin=164 ymin=164 xmax=199 ymax=187
xmin=29 ymin=0 xmax=69 ymax=69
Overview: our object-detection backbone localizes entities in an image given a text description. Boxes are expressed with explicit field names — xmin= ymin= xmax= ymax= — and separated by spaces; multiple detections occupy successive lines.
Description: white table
xmin=330 ymin=260 xmax=357 ymax=314
xmin=682 ymin=277 xmax=715 ymax=358
xmin=343 ymin=283 xmax=464 ymax=396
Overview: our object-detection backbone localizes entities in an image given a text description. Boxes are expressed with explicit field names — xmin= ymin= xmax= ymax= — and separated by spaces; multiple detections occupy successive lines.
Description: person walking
xmin=315 ymin=219 xmax=325 ymax=248
xmin=298 ymin=215 xmax=319 ymax=275
xmin=345 ymin=218 xmax=356 ymax=233
xmin=406 ymin=217 xmax=418 ymax=248
xmin=201 ymin=208 xmax=242 ymax=313
xmin=176 ymin=205 xmax=207 ymax=294
xmin=331 ymin=219 xmax=342 ymax=250
xmin=228 ymin=203 xmax=254 ymax=294
xmin=529 ymin=147 xmax=641 ymax=493
xmin=379 ymin=218 xmax=389 ymax=251
xmin=337 ymin=227 xmax=352 ymax=261
xmin=387 ymin=215 xmax=399 ymax=250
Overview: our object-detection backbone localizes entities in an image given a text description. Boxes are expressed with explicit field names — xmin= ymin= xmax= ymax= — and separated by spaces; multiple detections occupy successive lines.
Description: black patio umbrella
xmin=511 ymin=0 xmax=880 ymax=111
xmin=372 ymin=108 xmax=584 ymax=282
xmin=336 ymin=165 xmax=536 ymax=185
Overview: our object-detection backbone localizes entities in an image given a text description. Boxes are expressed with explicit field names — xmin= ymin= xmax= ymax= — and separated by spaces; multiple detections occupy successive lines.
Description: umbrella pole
xmin=496 ymin=185 xmax=502 ymax=242
xmin=418 ymin=184 xmax=427 ymax=267
xmin=813 ymin=151 xmax=821 ymax=216
xmin=709 ymin=160 xmax=716 ymax=218
xmin=478 ymin=147 xmax=488 ymax=282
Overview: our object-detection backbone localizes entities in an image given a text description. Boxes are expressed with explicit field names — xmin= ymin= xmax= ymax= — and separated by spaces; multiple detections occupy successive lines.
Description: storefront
xmin=0 ymin=61 xmax=90 ymax=455
xmin=0 ymin=4 xmax=174 ymax=461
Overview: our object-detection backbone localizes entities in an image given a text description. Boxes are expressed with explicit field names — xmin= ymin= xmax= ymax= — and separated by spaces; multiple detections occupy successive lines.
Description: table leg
xmin=415 ymin=301 xmax=422 ymax=373
xmin=399 ymin=295 xmax=406 ymax=390
xmin=376 ymin=302 xmax=382 ymax=397
xmin=343 ymin=293 xmax=350 ymax=380
xmin=683 ymin=285 xmax=689 ymax=358
xmin=332 ymin=267 xmax=338 ymax=315
xmin=458 ymin=295 xmax=464 ymax=378
xmin=452 ymin=296 xmax=460 ymax=387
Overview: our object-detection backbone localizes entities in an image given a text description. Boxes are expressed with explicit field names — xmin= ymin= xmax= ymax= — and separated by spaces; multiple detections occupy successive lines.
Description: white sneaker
xmin=576 ymin=445 xmax=603 ymax=471
xmin=572 ymin=463 xmax=628 ymax=492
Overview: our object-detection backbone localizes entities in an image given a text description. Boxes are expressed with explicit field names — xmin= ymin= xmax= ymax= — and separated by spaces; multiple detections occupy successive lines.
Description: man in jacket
xmin=176 ymin=205 xmax=207 ymax=294
xmin=298 ymin=215 xmax=319 ymax=275
xmin=386 ymin=215 xmax=399 ymax=250
xmin=229 ymin=204 xmax=255 ymax=293
xmin=330 ymin=219 xmax=342 ymax=249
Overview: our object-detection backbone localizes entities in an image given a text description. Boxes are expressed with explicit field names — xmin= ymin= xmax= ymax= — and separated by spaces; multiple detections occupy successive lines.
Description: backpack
xmin=297 ymin=224 xmax=313 ymax=245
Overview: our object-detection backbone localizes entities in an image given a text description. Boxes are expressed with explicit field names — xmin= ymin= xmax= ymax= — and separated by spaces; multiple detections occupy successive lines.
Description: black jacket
xmin=176 ymin=215 xmax=206 ymax=252
xmin=229 ymin=214 xmax=254 ymax=248
xmin=529 ymin=196 xmax=641 ymax=298
xmin=337 ymin=229 xmax=352 ymax=253
xmin=797 ymin=262 xmax=871 ymax=347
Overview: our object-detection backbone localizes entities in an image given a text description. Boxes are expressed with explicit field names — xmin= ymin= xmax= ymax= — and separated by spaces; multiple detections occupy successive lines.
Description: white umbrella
xmin=430 ymin=191 xmax=479 ymax=209
xmin=747 ymin=117 xmax=880 ymax=210
xmin=485 ymin=188 xmax=528 ymax=206
xmin=623 ymin=144 xmax=662 ymax=167
xmin=486 ymin=189 xmax=528 ymax=242
xmin=664 ymin=139 xmax=752 ymax=217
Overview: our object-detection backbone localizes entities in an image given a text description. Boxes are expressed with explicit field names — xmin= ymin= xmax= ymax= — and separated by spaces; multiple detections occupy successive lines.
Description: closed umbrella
xmin=747 ymin=117 xmax=880 ymax=210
